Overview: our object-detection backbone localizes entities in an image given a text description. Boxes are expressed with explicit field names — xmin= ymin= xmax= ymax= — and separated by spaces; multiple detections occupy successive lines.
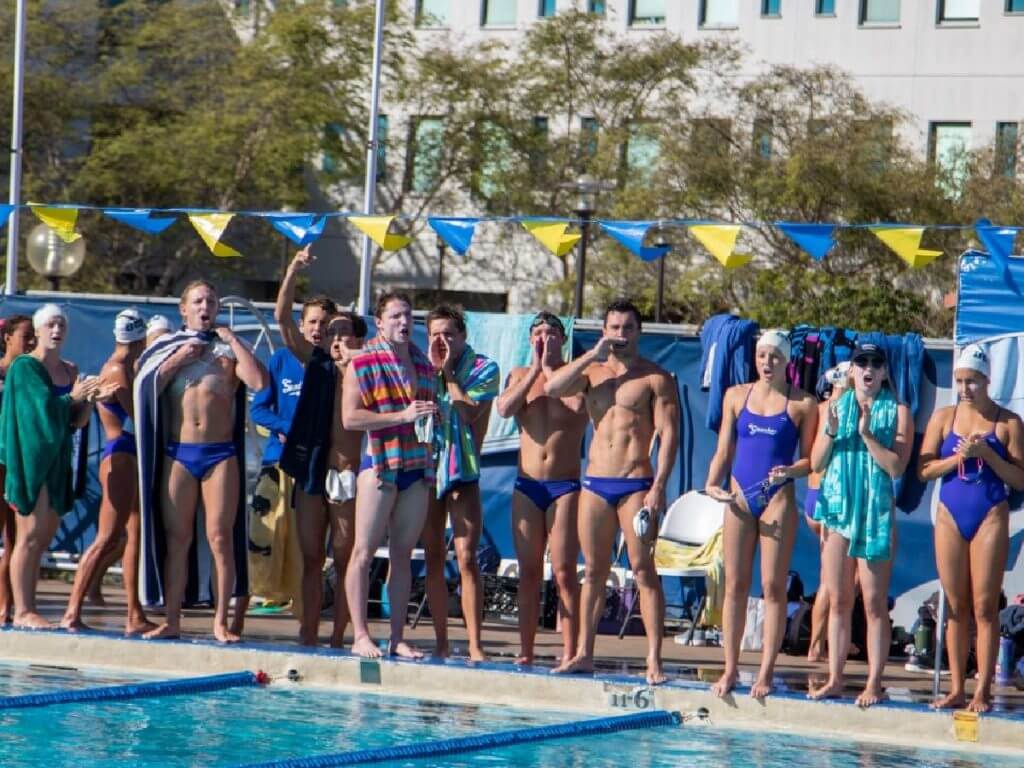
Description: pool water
xmin=1 ymin=670 xmax=1020 ymax=768
xmin=0 ymin=661 xmax=157 ymax=696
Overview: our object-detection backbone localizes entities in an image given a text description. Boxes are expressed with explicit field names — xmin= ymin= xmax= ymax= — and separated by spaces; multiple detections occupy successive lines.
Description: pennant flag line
xmin=350 ymin=215 xmax=411 ymax=251
xmin=688 ymin=224 xmax=751 ymax=269
xmin=600 ymin=220 xmax=671 ymax=262
xmin=776 ymin=222 xmax=837 ymax=262
xmin=188 ymin=213 xmax=242 ymax=258
xmin=869 ymin=226 xmax=942 ymax=269
xmin=29 ymin=205 xmax=82 ymax=243
xmin=522 ymin=220 xmax=581 ymax=257
xmin=974 ymin=219 xmax=1020 ymax=295
xmin=428 ymin=217 xmax=478 ymax=256
xmin=0 ymin=204 xmax=13 ymax=227
xmin=103 ymin=209 xmax=177 ymax=235
xmin=266 ymin=213 xmax=327 ymax=247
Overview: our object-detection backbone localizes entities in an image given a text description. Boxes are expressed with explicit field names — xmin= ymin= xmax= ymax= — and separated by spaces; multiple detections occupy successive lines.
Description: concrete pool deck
xmin=2 ymin=578 xmax=1022 ymax=755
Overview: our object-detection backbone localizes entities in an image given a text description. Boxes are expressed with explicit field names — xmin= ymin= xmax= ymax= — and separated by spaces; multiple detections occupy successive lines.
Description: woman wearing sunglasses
xmin=809 ymin=342 xmax=912 ymax=707
xmin=918 ymin=344 xmax=1024 ymax=713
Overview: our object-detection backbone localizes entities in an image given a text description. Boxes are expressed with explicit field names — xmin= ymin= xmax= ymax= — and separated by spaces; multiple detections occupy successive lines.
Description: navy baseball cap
xmin=852 ymin=342 xmax=886 ymax=364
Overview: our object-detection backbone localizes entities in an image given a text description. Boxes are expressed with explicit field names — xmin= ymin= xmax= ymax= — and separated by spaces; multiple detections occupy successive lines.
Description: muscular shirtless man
xmin=143 ymin=281 xmax=268 ymax=642
xmin=545 ymin=299 xmax=679 ymax=684
xmin=496 ymin=312 xmax=587 ymax=669
xmin=275 ymin=246 xmax=366 ymax=646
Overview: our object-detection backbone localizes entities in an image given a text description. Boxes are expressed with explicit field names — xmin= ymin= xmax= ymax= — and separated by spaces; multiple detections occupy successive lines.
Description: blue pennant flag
xmin=267 ymin=214 xmax=327 ymax=247
xmin=600 ymin=220 xmax=671 ymax=262
xmin=103 ymin=208 xmax=177 ymax=235
xmin=0 ymin=204 xmax=14 ymax=227
xmin=975 ymin=218 xmax=1020 ymax=295
xmin=775 ymin=222 xmax=837 ymax=261
xmin=428 ymin=217 xmax=478 ymax=256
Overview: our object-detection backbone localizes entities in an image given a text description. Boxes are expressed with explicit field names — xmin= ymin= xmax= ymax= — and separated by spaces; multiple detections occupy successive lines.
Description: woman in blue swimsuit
xmin=62 ymin=310 xmax=154 ymax=635
xmin=705 ymin=330 xmax=818 ymax=699
xmin=919 ymin=344 xmax=1024 ymax=713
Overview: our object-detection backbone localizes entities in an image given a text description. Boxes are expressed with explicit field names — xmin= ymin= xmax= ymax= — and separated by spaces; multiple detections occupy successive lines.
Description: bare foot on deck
xmin=125 ymin=618 xmax=158 ymax=637
xmin=59 ymin=615 xmax=91 ymax=633
xmin=930 ymin=690 xmax=966 ymax=710
xmin=711 ymin=669 xmax=738 ymax=698
xmin=646 ymin=655 xmax=667 ymax=686
xmin=967 ymin=690 xmax=992 ymax=713
xmin=750 ymin=674 xmax=774 ymax=699
xmin=143 ymin=622 xmax=180 ymax=640
xmin=855 ymin=684 xmax=886 ymax=708
xmin=213 ymin=624 xmax=241 ymax=644
xmin=351 ymin=635 xmax=383 ymax=658
xmin=807 ymin=647 xmax=826 ymax=663
xmin=330 ymin=631 xmax=346 ymax=649
xmin=13 ymin=612 xmax=52 ymax=630
xmin=467 ymin=645 xmax=487 ymax=663
xmin=432 ymin=642 xmax=449 ymax=660
xmin=390 ymin=641 xmax=424 ymax=660
xmin=557 ymin=653 xmax=594 ymax=675
xmin=808 ymin=678 xmax=844 ymax=700
xmin=515 ymin=654 xmax=533 ymax=666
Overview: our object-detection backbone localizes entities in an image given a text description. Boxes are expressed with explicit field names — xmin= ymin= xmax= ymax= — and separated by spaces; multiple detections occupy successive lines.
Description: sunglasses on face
xmin=853 ymin=356 xmax=885 ymax=369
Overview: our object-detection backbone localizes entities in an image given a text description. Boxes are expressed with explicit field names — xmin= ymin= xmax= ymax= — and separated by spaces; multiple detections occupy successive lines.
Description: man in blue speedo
xmin=545 ymin=299 xmax=680 ymax=684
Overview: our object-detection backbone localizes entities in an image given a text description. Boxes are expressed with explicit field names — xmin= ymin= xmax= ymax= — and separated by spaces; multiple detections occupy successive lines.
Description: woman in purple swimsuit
xmin=705 ymin=329 xmax=818 ymax=699
xmin=919 ymin=344 xmax=1024 ymax=713
xmin=61 ymin=310 xmax=154 ymax=635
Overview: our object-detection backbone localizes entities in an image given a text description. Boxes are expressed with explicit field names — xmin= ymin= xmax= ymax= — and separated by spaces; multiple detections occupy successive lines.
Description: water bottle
xmin=995 ymin=635 xmax=1014 ymax=686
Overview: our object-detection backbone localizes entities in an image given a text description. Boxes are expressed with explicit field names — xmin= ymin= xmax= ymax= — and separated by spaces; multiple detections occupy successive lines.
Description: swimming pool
xmin=2 ymin=667 xmax=1020 ymax=768
xmin=0 ymin=661 xmax=158 ymax=697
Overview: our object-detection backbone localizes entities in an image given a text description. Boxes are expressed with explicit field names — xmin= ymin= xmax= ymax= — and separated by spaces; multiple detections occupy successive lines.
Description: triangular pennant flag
xmin=688 ymin=224 xmax=751 ymax=269
xmin=428 ymin=217 xmax=478 ymax=256
xmin=267 ymin=213 xmax=327 ymax=247
xmin=0 ymin=204 xmax=14 ymax=227
xmin=600 ymin=220 xmax=671 ymax=262
xmin=349 ymin=215 xmax=411 ymax=251
xmin=775 ymin=222 xmax=837 ymax=262
xmin=29 ymin=205 xmax=82 ymax=243
xmin=104 ymin=208 xmax=176 ymax=235
xmin=188 ymin=213 xmax=242 ymax=258
xmin=522 ymin=220 xmax=581 ymax=257
xmin=869 ymin=226 xmax=942 ymax=269
xmin=974 ymin=218 xmax=1020 ymax=295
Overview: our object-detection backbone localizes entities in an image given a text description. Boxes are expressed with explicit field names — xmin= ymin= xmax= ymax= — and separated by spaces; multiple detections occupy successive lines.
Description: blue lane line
xmin=0 ymin=671 xmax=259 ymax=710
xmin=235 ymin=709 xmax=680 ymax=768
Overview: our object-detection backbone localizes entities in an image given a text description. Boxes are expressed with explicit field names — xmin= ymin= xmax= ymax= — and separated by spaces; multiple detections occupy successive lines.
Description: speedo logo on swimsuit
xmin=747 ymin=423 xmax=779 ymax=437
xmin=281 ymin=379 xmax=302 ymax=397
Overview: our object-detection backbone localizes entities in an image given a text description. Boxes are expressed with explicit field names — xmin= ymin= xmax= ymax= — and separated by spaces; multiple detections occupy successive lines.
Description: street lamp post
xmin=654 ymin=232 xmax=670 ymax=324
xmin=5 ymin=0 xmax=28 ymax=295
xmin=436 ymin=235 xmax=446 ymax=302
xmin=561 ymin=174 xmax=614 ymax=319
xmin=25 ymin=224 xmax=86 ymax=291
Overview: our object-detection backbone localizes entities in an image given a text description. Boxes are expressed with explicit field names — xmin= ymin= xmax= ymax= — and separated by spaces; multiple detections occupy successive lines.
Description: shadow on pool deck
xmin=26 ymin=577 xmax=1024 ymax=718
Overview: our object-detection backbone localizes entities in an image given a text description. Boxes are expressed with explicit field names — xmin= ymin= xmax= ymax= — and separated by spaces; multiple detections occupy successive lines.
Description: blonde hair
xmin=179 ymin=279 xmax=217 ymax=306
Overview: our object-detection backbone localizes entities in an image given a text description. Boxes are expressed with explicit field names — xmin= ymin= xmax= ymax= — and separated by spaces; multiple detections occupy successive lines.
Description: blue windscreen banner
xmin=955 ymin=249 xmax=1024 ymax=345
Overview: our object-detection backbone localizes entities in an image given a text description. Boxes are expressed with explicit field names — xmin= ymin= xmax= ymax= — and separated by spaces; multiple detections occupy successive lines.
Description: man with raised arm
xmin=544 ymin=299 xmax=679 ymax=684
xmin=496 ymin=311 xmax=587 ymax=669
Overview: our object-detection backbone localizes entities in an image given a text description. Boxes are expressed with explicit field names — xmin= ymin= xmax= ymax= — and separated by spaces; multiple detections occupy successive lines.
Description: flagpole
xmin=5 ymin=0 xmax=27 ymax=295
xmin=357 ymin=0 xmax=386 ymax=316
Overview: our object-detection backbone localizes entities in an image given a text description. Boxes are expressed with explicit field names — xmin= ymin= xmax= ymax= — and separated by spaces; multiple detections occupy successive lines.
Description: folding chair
xmin=617 ymin=490 xmax=725 ymax=641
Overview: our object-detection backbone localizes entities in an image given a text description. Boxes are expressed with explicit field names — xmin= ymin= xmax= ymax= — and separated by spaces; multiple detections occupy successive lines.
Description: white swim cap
xmin=756 ymin=329 xmax=791 ymax=360
xmin=33 ymin=303 xmax=66 ymax=330
xmin=114 ymin=308 xmax=146 ymax=343
xmin=955 ymin=343 xmax=990 ymax=379
xmin=147 ymin=314 xmax=172 ymax=334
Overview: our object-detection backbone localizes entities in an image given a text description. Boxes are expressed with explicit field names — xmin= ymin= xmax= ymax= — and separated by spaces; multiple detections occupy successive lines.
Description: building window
xmin=588 ymin=0 xmax=606 ymax=14
xmin=753 ymin=117 xmax=773 ymax=159
xmin=538 ymin=0 xmax=556 ymax=17
xmin=322 ymin=122 xmax=345 ymax=175
xmin=700 ymin=0 xmax=739 ymax=27
xmin=762 ymin=0 xmax=781 ymax=17
xmin=477 ymin=122 xmax=513 ymax=202
xmin=1009 ymin=0 xmax=1024 ymax=12
xmin=482 ymin=0 xmax=517 ymax=26
xmin=928 ymin=122 xmax=971 ymax=194
xmin=630 ymin=0 xmax=666 ymax=25
xmin=580 ymin=116 xmax=598 ymax=164
xmin=996 ymin=122 xmax=1019 ymax=177
xmin=860 ymin=0 xmax=899 ymax=24
xmin=625 ymin=123 xmax=659 ymax=180
xmin=530 ymin=116 xmax=549 ymax=174
xmin=409 ymin=117 xmax=444 ymax=194
xmin=416 ymin=0 xmax=450 ymax=26
xmin=816 ymin=0 xmax=836 ymax=15
xmin=938 ymin=0 xmax=979 ymax=22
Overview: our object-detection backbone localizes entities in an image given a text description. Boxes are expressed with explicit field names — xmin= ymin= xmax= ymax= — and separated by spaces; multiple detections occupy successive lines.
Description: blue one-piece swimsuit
xmin=939 ymin=408 xmax=1008 ymax=542
xmin=731 ymin=384 xmax=800 ymax=519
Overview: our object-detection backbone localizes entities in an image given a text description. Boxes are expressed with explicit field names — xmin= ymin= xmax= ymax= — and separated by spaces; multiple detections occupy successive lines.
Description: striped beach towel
xmin=352 ymin=337 xmax=437 ymax=480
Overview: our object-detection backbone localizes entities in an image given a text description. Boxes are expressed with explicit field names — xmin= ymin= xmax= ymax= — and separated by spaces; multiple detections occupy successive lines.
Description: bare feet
xmin=351 ymin=635 xmax=383 ymax=659
xmin=646 ymin=655 xmax=667 ymax=686
xmin=807 ymin=647 xmax=825 ymax=663
xmin=329 ymin=631 xmax=345 ymax=649
xmin=143 ymin=623 xmax=180 ymax=640
xmin=855 ymin=684 xmax=886 ymax=708
xmin=390 ymin=641 xmax=424 ymax=660
xmin=967 ymin=690 xmax=992 ymax=713
xmin=125 ymin=618 xmax=158 ymax=637
xmin=432 ymin=642 xmax=449 ymax=660
xmin=930 ymin=691 xmax=966 ymax=710
xmin=468 ymin=645 xmax=488 ymax=663
xmin=750 ymin=674 xmax=774 ymax=699
xmin=229 ymin=615 xmax=245 ymax=639
xmin=711 ymin=669 xmax=738 ymax=698
xmin=213 ymin=624 xmax=241 ymax=644
xmin=14 ymin=612 xmax=52 ymax=630
xmin=59 ymin=615 xmax=91 ymax=633
xmin=808 ymin=678 xmax=844 ymax=700
xmin=515 ymin=654 xmax=533 ymax=666
xmin=557 ymin=653 xmax=594 ymax=675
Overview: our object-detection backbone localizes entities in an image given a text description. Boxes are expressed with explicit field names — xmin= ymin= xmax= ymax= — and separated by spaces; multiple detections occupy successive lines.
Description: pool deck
xmin=3 ymin=578 xmax=1022 ymax=755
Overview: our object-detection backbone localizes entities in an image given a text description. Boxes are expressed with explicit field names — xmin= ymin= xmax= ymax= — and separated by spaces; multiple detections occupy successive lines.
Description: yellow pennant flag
xmin=29 ymin=205 xmax=82 ymax=243
xmin=350 ymin=215 xmax=411 ymax=251
xmin=188 ymin=213 xmax=241 ymax=258
xmin=522 ymin=221 xmax=581 ymax=257
xmin=870 ymin=227 xmax=943 ymax=269
xmin=688 ymin=224 xmax=751 ymax=269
